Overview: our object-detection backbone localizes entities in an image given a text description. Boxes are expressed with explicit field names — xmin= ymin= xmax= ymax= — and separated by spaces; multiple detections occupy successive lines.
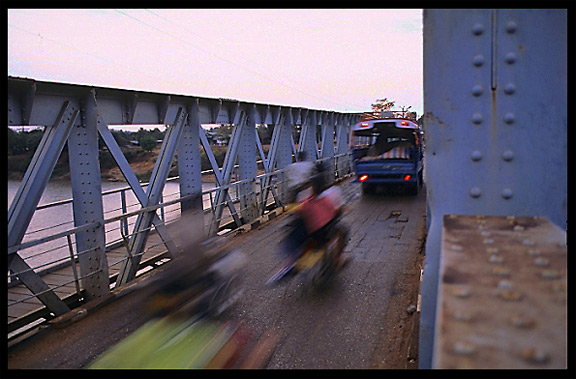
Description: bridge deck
xmin=8 ymin=225 xmax=172 ymax=332
xmin=7 ymin=177 xmax=427 ymax=368
xmin=7 ymin=195 xmax=243 ymax=334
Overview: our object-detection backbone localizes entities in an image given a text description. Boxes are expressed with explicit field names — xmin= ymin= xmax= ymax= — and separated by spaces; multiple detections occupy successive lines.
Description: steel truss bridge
xmin=7 ymin=9 xmax=567 ymax=369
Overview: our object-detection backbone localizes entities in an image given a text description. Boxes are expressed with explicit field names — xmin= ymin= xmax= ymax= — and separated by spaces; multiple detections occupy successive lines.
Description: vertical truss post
xmin=237 ymin=105 xmax=258 ymax=223
xmin=299 ymin=110 xmax=319 ymax=161
xmin=320 ymin=112 xmax=336 ymax=184
xmin=178 ymin=99 xmax=204 ymax=235
xmin=276 ymin=108 xmax=295 ymax=204
xmin=335 ymin=114 xmax=351 ymax=177
xmin=68 ymin=90 xmax=109 ymax=300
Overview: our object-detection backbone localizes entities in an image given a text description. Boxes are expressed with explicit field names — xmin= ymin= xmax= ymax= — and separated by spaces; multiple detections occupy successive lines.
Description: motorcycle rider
xmin=275 ymin=152 xmax=316 ymax=277
xmin=273 ymin=159 xmax=346 ymax=282
xmin=285 ymin=151 xmax=316 ymax=203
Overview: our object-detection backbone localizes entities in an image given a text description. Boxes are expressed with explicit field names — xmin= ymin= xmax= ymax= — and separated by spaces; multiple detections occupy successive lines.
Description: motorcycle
xmin=266 ymin=184 xmax=350 ymax=287
xmin=145 ymin=235 xmax=246 ymax=319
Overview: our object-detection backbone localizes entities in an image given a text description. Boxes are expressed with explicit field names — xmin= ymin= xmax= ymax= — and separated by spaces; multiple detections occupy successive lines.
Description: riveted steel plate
xmin=434 ymin=215 xmax=566 ymax=368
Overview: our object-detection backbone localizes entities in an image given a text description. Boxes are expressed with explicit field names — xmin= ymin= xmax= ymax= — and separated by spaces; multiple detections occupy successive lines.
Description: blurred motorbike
xmin=90 ymin=235 xmax=274 ymax=369
xmin=145 ymin=235 xmax=246 ymax=319
xmin=267 ymin=182 xmax=350 ymax=287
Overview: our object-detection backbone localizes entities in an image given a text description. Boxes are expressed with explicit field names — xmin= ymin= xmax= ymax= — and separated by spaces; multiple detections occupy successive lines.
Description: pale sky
xmin=8 ymin=9 xmax=423 ymax=115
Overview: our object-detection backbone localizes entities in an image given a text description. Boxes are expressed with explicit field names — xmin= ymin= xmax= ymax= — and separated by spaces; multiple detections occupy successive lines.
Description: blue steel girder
xmin=274 ymin=108 xmax=296 ymax=205
xmin=299 ymin=110 xmax=320 ymax=160
xmin=7 ymin=100 xmax=77 ymax=316
xmin=68 ymin=90 xmax=109 ymax=299
xmin=237 ymin=105 xmax=258 ymax=223
xmin=420 ymin=9 xmax=567 ymax=369
xmin=96 ymin=116 xmax=179 ymax=259
xmin=257 ymin=113 xmax=286 ymax=212
xmin=178 ymin=99 xmax=205 ymax=233
xmin=7 ymin=76 xmax=359 ymax=294
xmin=199 ymin=126 xmax=243 ymax=227
xmin=116 ymin=107 xmax=187 ymax=286
xmin=208 ymin=112 xmax=247 ymax=236
xmin=335 ymin=114 xmax=352 ymax=178
xmin=320 ymin=112 xmax=336 ymax=183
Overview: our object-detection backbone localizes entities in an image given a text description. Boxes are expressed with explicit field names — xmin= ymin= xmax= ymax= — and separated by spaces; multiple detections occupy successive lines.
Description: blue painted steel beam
xmin=116 ymin=108 xmax=187 ymax=285
xmin=420 ymin=9 xmax=567 ymax=368
xmin=237 ymin=105 xmax=258 ymax=222
xmin=68 ymin=90 xmax=109 ymax=299
xmin=7 ymin=76 xmax=360 ymax=295
xmin=96 ymin=116 xmax=179 ymax=258
xmin=7 ymin=100 xmax=77 ymax=315
xmin=178 ymin=99 xmax=205 ymax=233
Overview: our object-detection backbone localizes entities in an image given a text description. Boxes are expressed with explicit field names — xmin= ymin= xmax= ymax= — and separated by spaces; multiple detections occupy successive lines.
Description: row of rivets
xmin=470 ymin=150 xmax=514 ymax=162
xmin=447 ymin=215 xmax=563 ymax=365
xmin=469 ymin=20 xmax=517 ymax=201
xmin=469 ymin=187 xmax=514 ymax=199
xmin=472 ymin=20 xmax=517 ymax=35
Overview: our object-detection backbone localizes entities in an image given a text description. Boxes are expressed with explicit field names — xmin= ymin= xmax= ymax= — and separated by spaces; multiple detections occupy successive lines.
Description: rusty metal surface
xmin=434 ymin=215 xmax=567 ymax=368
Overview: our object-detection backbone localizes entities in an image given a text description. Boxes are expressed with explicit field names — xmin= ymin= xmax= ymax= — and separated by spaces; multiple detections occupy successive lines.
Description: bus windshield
xmin=351 ymin=122 xmax=419 ymax=161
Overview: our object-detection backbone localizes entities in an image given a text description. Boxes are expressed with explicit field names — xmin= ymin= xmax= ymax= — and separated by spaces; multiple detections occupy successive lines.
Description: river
xmin=7 ymin=179 xmax=215 ymax=273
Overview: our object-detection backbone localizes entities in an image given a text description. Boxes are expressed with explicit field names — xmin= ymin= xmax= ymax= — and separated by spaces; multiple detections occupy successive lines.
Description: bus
xmin=350 ymin=113 xmax=424 ymax=195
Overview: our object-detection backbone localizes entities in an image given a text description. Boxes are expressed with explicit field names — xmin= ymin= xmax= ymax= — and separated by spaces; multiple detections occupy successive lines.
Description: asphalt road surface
xmin=7 ymin=178 xmax=426 ymax=369
xmin=232 ymin=180 xmax=427 ymax=368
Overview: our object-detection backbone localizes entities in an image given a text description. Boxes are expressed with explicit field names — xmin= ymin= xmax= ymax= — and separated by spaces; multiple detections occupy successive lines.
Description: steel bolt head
xmin=522 ymin=348 xmax=550 ymax=365
xmin=472 ymin=54 xmax=485 ymax=67
xmin=472 ymin=23 xmax=485 ymax=36
xmin=471 ymin=113 xmax=483 ymax=124
xmin=470 ymin=187 xmax=482 ymax=198
xmin=503 ymin=113 xmax=515 ymax=124
xmin=501 ymin=188 xmax=514 ymax=199
xmin=453 ymin=310 xmax=473 ymax=322
xmin=542 ymin=270 xmax=560 ymax=280
xmin=470 ymin=150 xmax=482 ymax=161
xmin=511 ymin=316 xmax=535 ymax=329
xmin=502 ymin=150 xmax=514 ymax=161
xmin=505 ymin=52 xmax=517 ymax=64
xmin=534 ymin=257 xmax=550 ymax=267
xmin=454 ymin=341 xmax=476 ymax=355
xmin=472 ymin=85 xmax=484 ymax=97
xmin=452 ymin=286 xmax=471 ymax=298
xmin=492 ymin=266 xmax=511 ymax=277
xmin=504 ymin=83 xmax=516 ymax=95
xmin=506 ymin=21 xmax=518 ymax=34
xmin=499 ymin=289 xmax=522 ymax=301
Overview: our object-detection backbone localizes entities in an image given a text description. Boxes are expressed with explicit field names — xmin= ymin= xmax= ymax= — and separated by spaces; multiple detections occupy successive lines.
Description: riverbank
xmin=7 ymin=144 xmax=240 ymax=183
xmin=7 ymin=147 xmax=163 ymax=183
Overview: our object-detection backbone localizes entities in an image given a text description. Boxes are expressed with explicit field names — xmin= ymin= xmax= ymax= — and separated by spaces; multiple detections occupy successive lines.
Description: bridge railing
xmin=8 ymin=151 xmax=351 ymax=336
xmin=7 ymin=75 xmax=359 ymax=322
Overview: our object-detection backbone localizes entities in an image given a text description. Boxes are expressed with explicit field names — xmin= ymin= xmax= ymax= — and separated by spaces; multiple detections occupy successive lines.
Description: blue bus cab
xmin=350 ymin=114 xmax=424 ymax=195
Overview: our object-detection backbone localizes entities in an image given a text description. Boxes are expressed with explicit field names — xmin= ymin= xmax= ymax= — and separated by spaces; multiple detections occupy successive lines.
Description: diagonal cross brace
xmin=256 ymin=114 xmax=287 ymax=211
xmin=116 ymin=107 xmax=187 ymax=285
xmin=96 ymin=116 xmax=178 ymax=258
xmin=208 ymin=112 xmax=247 ymax=236
xmin=199 ymin=127 xmax=241 ymax=227
xmin=7 ymin=101 xmax=77 ymax=316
